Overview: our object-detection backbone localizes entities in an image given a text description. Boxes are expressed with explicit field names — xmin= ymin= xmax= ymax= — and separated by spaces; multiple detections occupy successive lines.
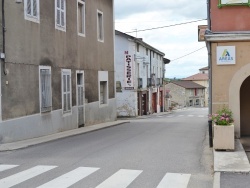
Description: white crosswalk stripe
xmin=37 ymin=167 xmax=99 ymax=188
xmin=96 ymin=169 xmax=142 ymax=188
xmin=188 ymin=115 xmax=194 ymax=117
xmin=0 ymin=165 xmax=57 ymax=188
xmin=157 ymin=173 xmax=191 ymax=188
xmin=198 ymin=115 xmax=205 ymax=117
xmin=0 ymin=164 xmax=193 ymax=188
xmin=0 ymin=165 xmax=18 ymax=172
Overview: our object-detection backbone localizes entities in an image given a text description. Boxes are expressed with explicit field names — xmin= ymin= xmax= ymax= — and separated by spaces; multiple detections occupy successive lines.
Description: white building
xmin=115 ymin=30 xmax=170 ymax=117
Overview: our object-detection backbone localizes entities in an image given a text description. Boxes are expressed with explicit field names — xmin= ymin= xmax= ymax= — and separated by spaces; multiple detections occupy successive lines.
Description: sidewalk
xmin=0 ymin=120 xmax=130 ymax=152
xmin=213 ymin=139 xmax=250 ymax=188
xmin=117 ymin=111 xmax=172 ymax=120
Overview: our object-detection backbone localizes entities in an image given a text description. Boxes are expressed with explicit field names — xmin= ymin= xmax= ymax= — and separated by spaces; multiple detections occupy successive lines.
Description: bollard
xmin=208 ymin=120 xmax=213 ymax=147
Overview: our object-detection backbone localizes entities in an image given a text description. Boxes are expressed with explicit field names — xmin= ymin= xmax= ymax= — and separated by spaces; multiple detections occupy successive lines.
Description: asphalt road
xmin=0 ymin=107 xmax=213 ymax=188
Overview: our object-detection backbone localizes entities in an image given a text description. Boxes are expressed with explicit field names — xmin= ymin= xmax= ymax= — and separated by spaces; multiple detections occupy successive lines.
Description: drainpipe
xmin=149 ymin=50 xmax=152 ymax=113
xmin=207 ymin=0 xmax=212 ymax=115
xmin=1 ymin=0 xmax=7 ymax=75
xmin=207 ymin=0 xmax=213 ymax=147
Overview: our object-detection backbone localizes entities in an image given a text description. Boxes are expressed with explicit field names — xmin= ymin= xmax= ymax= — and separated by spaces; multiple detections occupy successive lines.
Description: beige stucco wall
xmin=211 ymin=41 xmax=250 ymax=138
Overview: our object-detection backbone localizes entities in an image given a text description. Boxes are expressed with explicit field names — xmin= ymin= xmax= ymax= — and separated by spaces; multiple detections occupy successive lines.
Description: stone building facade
xmin=0 ymin=0 xmax=116 ymax=143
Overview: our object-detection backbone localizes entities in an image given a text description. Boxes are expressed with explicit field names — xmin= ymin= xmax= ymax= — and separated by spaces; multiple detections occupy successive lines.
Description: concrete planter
xmin=213 ymin=124 xmax=234 ymax=150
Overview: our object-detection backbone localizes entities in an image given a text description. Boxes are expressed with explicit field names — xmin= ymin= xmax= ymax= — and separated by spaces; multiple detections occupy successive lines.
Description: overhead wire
xmin=125 ymin=19 xmax=207 ymax=33
xmin=171 ymin=46 xmax=206 ymax=62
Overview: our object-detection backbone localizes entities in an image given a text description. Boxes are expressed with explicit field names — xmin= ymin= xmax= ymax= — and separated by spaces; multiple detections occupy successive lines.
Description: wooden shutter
xmin=40 ymin=69 xmax=52 ymax=112
xmin=27 ymin=0 xmax=32 ymax=15
xmin=33 ymin=0 xmax=37 ymax=17
xmin=62 ymin=71 xmax=71 ymax=113
xmin=56 ymin=0 xmax=61 ymax=25
xmin=61 ymin=0 xmax=65 ymax=27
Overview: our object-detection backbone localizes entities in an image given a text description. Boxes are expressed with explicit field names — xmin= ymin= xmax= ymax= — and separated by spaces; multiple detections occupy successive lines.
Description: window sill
xmin=25 ymin=15 xmax=40 ymax=23
xmin=55 ymin=26 xmax=66 ymax=32
xmin=78 ymin=33 xmax=86 ymax=37
xmin=98 ymin=39 xmax=104 ymax=43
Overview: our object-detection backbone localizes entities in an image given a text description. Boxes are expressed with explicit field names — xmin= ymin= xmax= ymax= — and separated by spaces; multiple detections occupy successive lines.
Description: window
xmin=153 ymin=52 xmax=155 ymax=58
xmin=55 ymin=0 xmax=66 ymax=31
xmin=24 ymin=0 xmax=39 ymax=22
xmin=77 ymin=0 xmax=85 ymax=36
xmin=97 ymin=10 xmax=104 ymax=42
xmin=100 ymin=81 xmax=107 ymax=104
xmin=137 ymin=43 xmax=140 ymax=52
xmin=39 ymin=66 xmax=52 ymax=113
xmin=146 ymin=49 xmax=148 ymax=56
xmin=62 ymin=69 xmax=71 ymax=113
xmin=99 ymin=71 xmax=108 ymax=106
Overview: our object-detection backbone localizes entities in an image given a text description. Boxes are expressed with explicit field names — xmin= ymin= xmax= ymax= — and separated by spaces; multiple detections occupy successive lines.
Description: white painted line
xmin=157 ymin=173 xmax=191 ymax=188
xmin=0 ymin=165 xmax=57 ymax=188
xmin=188 ymin=115 xmax=194 ymax=117
xmin=96 ymin=169 xmax=142 ymax=188
xmin=213 ymin=172 xmax=220 ymax=188
xmin=167 ymin=116 xmax=174 ymax=118
xmin=157 ymin=116 xmax=163 ymax=117
xmin=0 ymin=165 xmax=18 ymax=172
xmin=198 ymin=115 xmax=205 ymax=118
xmin=178 ymin=115 xmax=184 ymax=117
xmin=37 ymin=167 xmax=99 ymax=188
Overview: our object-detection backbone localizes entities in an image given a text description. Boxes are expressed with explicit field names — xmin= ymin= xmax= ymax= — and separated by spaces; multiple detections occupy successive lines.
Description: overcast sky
xmin=114 ymin=0 xmax=208 ymax=78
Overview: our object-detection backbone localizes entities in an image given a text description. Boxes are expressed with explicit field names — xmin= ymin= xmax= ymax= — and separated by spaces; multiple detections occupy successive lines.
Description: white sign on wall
xmin=221 ymin=0 xmax=248 ymax=4
xmin=124 ymin=51 xmax=134 ymax=90
xmin=217 ymin=46 xmax=236 ymax=65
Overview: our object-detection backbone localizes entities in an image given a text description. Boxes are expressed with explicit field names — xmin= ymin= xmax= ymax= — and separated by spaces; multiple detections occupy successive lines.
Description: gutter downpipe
xmin=207 ymin=0 xmax=213 ymax=147
xmin=150 ymin=50 xmax=152 ymax=114
xmin=1 ymin=0 xmax=7 ymax=75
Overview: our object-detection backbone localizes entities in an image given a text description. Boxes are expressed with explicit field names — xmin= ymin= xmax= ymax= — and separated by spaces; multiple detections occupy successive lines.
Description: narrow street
xmin=0 ymin=108 xmax=213 ymax=188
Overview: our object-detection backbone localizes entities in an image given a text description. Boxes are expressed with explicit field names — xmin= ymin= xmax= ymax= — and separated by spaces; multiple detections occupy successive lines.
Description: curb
xmin=0 ymin=120 xmax=130 ymax=152
xmin=213 ymin=172 xmax=220 ymax=188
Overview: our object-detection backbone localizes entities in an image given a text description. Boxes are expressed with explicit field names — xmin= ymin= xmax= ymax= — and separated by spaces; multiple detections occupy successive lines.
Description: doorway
xmin=152 ymin=93 xmax=157 ymax=113
xmin=77 ymin=72 xmax=85 ymax=127
xmin=240 ymin=76 xmax=250 ymax=136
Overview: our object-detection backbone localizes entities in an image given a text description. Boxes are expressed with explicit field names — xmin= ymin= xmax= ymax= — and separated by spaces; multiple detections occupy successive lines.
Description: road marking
xmin=188 ymin=115 xmax=194 ymax=117
xmin=37 ymin=167 xmax=99 ymax=188
xmin=96 ymin=169 xmax=142 ymax=188
xmin=0 ymin=165 xmax=18 ymax=172
xmin=178 ymin=115 xmax=184 ymax=117
xmin=157 ymin=173 xmax=191 ymax=188
xmin=167 ymin=115 xmax=174 ymax=118
xmin=157 ymin=116 xmax=163 ymax=117
xmin=198 ymin=115 xmax=205 ymax=117
xmin=0 ymin=165 xmax=57 ymax=188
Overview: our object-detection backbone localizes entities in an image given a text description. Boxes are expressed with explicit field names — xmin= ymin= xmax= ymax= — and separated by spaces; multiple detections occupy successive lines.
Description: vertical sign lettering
xmin=124 ymin=51 xmax=134 ymax=90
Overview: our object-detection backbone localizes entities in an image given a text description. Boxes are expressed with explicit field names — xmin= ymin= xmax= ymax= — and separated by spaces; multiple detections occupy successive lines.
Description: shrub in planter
xmin=210 ymin=107 xmax=234 ymax=126
xmin=209 ymin=107 xmax=234 ymax=150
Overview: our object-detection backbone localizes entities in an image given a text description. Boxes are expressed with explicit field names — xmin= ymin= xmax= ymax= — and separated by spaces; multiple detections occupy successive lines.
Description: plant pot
xmin=213 ymin=124 xmax=234 ymax=150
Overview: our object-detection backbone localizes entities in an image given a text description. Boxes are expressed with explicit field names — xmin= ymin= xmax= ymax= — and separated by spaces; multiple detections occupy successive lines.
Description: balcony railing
xmin=138 ymin=78 xmax=143 ymax=89
xmin=147 ymin=78 xmax=151 ymax=87
xmin=157 ymin=78 xmax=163 ymax=86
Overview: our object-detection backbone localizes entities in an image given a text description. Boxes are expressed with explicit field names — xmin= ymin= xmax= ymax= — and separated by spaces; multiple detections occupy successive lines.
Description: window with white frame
xmin=24 ymin=0 xmax=39 ymax=22
xmin=77 ymin=0 xmax=85 ymax=36
xmin=55 ymin=0 xmax=66 ymax=31
xmin=97 ymin=10 xmax=104 ymax=42
xmin=100 ymin=81 xmax=107 ymax=104
xmin=39 ymin=66 xmax=52 ymax=113
xmin=62 ymin=69 xmax=72 ymax=113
